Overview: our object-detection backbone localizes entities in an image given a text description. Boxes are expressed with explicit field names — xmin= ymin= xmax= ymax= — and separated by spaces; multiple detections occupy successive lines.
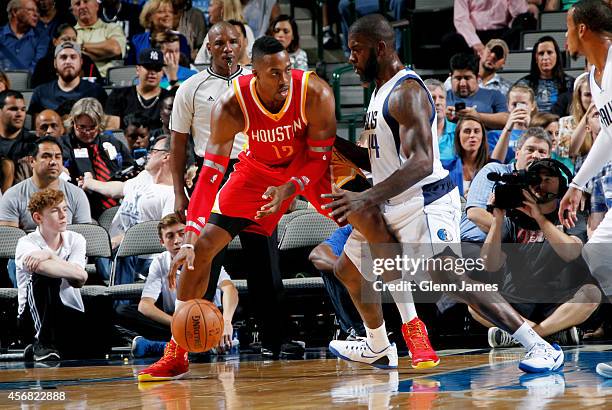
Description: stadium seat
xmin=107 ymin=66 xmax=137 ymax=87
xmin=539 ymin=11 xmax=567 ymax=31
xmin=110 ymin=220 xmax=165 ymax=285
xmin=497 ymin=70 xmax=530 ymax=84
xmin=522 ymin=30 xmax=567 ymax=50
xmin=67 ymin=224 xmax=112 ymax=259
xmin=5 ymin=71 xmax=30 ymax=90
xmin=0 ymin=226 xmax=26 ymax=259
xmin=277 ymin=208 xmax=316 ymax=243
xmin=278 ymin=212 xmax=339 ymax=251
xmin=331 ymin=65 xmax=372 ymax=142
xmin=504 ymin=51 xmax=533 ymax=71
xmin=98 ymin=206 xmax=119 ymax=232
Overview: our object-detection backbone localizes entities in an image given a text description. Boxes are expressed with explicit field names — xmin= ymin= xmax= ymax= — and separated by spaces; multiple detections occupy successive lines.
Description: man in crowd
xmin=28 ymin=42 xmax=107 ymax=118
xmin=151 ymin=30 xmax=198 ymax=90
xmin=105 ymin=48 xmax=170 ymax=130
xmin=34 ymin=110 xmax=65 ymax=138
xmin=425 ymin=79 xmax=456 ymax=162
xmin=0 ymin=0 xmax=49 ymax=72
xmin=446 ymin=53 xmax=508 ymax=130
xmin=0 ymin=90 xmax=37 ymax=183
xmin=479 ymin=39 xmax=513 ymax=96
xmin=72 ymin=0 xmax=126 ymax=77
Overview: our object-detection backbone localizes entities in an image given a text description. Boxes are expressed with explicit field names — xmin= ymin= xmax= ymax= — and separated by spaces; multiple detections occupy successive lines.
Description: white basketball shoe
xmin=519 ymin=343 xmax=564 ymax=373
xmin=329 ymin=339 xmax=398 ymax=369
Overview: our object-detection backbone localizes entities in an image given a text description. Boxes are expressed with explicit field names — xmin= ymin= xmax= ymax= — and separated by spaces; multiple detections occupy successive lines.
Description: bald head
xmin=35 ymin=109 xmax=65 ymax=138
xmin=208 ymin=21 xmax=238 ymax=40
xmin=348 ymin=14 xmax=395 ymax=48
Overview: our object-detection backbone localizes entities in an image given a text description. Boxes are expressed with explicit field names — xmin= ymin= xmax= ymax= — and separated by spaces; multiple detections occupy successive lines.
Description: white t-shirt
xmin=142 ymin=250 xmax=232 ymax=313
xmin=170 ymin=66 xmax=250 ymax=158
xmin=109 ymin=170 xmax=175 ymax=238
xmin=15 ymin=229 xmax=86 ymax=316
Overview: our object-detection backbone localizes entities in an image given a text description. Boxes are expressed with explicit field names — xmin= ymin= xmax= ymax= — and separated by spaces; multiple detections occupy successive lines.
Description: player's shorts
xmin=343 ymin=178 xmax=462 ymax=281
xmin=210 ymin=151 xmax=362 ymax=236
xmin=583 ymin=210 xmax=612 ymax=296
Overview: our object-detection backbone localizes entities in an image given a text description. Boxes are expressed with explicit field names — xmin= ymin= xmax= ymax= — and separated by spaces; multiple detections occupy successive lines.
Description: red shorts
xmin=211 ymin=151 xmax=359 ymax=236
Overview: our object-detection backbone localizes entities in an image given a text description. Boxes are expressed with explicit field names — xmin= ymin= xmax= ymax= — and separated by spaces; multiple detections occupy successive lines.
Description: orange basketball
xmin=171 ymin=299 xmax=224 ymax=352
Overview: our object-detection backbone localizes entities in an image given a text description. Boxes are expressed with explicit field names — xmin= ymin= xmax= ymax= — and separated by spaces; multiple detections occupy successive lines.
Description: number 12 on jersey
xmin=368 ymin=134 xmax=380 ymax=158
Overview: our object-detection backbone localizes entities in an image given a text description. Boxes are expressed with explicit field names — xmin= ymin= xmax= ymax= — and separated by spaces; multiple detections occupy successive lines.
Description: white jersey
xmin=170 ymin=66 xmax=250 ymax=158
xmin=363 ymin=68 xmax=450 ymax=207
xmin=590 ymin=45 xmax=612 ymax=143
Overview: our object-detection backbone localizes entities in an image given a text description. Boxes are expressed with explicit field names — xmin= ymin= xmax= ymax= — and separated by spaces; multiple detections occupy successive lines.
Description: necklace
xmin=102 ymin=3 xmax=121 ymax=22
xmin=136 ymin=91 xmax=159 ymax=109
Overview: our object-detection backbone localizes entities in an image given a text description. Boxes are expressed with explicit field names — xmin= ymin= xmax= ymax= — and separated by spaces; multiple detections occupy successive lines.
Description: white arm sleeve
xmin=573 ymin=130 xmax=610 ymax=188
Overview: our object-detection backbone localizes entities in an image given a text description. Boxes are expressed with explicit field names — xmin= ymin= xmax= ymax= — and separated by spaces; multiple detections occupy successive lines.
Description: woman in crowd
xmin=127 ymin=0 xmax=191 ymax=65
xmin=0 ymin=72 xmax=10 ymax=92
xmin=268 ymin=14 xmax=308 ymax=70
xmin=195 ymin=0 xmax=254 ymax=65
xmin=572 ymin=103 xmax=600 ymax=173
xmin=442 ymin=116 xmax=491 ymax=198
xmin=531 ymin=112 xmax=573 ymax=172
xmin=562 ymin=75 xmax=593 ymax=171
xmin=516 ymin=36 xmax=574 ymax=113
xmin=489 ymin=84 xmax=538 ymax=163
xmin=31 ymin=23 xmax=101 ymax=88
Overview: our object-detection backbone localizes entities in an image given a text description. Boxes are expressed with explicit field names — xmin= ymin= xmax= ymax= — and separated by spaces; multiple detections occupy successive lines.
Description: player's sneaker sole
xmin=596 ymin=362 xmax=612 ymax=378
xmin=412 ymin=359 xmax=440 ymax=369
xmin=328 ymin=344 xmax=398 ymax=369
xmin=137 ymin=371 xmax=190 ymax=382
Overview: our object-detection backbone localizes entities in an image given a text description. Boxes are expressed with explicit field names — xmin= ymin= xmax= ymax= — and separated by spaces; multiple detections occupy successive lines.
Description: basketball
xmin=171 ymin=299 xmax=224 ymax=353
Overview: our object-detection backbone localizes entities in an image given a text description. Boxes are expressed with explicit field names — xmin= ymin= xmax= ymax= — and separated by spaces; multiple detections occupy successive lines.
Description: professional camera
xmin=487 ymin=159 xmax=572 ymax=210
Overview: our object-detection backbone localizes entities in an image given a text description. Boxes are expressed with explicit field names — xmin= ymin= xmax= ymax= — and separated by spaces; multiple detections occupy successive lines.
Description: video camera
xmin=487 ymin=159 xmax=573 ymax=211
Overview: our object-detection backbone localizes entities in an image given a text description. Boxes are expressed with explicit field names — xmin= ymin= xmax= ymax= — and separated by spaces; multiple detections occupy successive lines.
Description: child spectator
xmin=124 ymin=112 xmax=152 ymax=161
xmin=119 ymin=214 xmax=239 ymax=358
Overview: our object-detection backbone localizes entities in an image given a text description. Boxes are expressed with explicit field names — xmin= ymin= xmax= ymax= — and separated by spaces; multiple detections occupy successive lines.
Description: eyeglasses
xmin=74 ymin=124 xmax=97 ymax=134
xmin=149 ymin=148 xmax=168 ymax=154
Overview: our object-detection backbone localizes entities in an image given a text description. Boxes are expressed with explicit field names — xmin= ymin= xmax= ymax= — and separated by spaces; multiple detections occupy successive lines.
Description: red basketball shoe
xmin=138 ymin=339 xmax=189 ymax=382
xmin=402 ymin=318 xmax=440 ymax=369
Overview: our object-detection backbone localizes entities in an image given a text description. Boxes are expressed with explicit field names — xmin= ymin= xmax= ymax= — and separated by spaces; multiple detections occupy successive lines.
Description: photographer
xmin=476 ymin=159 xmax=601 ymax=347
xmin=60 ymin=98 xmax=134 ymax=219
xmin=462 ymin=127 xmax=551 ymax=242
xmin=79 ymin=135 xmax=174 ymax=285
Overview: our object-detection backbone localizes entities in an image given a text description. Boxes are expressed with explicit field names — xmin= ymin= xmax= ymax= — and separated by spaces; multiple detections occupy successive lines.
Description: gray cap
xmin=54 ymin=41 xmax=81 ymax=57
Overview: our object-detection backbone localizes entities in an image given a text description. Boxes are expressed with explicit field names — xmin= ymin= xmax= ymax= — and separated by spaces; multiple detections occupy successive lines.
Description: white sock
xmin=365 ymin=321 xmax=391 ymax=352
xmin=387 ymin=279 xmax=417 ymax=323
xmin=511 ymin=322 xmax=549 ymax=351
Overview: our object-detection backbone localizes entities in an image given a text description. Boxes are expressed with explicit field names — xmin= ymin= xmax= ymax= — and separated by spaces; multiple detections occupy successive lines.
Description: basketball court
xmin=0 ymin=345 xmax=610 ymax=408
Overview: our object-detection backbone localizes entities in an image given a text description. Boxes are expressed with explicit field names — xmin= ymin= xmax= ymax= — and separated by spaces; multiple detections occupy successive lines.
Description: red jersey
xmin=233 ymin=69 xmax=311 ymax=167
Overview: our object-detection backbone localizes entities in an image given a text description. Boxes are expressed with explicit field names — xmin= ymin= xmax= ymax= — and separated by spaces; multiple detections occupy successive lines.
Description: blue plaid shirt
xmin=461 ymin=162 xmax=514 ymax=242
xmin=0 ymin=24 xmax=48 ymax=72
xmin=589 ymin=162 xmax=612 ymax=213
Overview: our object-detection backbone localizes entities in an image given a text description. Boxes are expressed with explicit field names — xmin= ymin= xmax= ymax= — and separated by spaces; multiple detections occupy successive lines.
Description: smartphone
xmin=454 ymin=102 xmax=466 ymax=111
xmin=516 ymin=102 xmax=528 ymax=110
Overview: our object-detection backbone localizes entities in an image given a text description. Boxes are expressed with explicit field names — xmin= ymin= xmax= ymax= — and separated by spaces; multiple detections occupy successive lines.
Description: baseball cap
xmin=138 ymin=48 xmax=165 ymax=69
xmin=54 ymin=41 xmax=81 ymax=57
xmin=486 ymin=39 xmax=509 ymax=61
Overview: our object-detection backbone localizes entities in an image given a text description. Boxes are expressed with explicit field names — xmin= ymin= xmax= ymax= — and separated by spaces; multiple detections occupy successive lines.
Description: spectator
xmin=150 ymin=92 xmax=174 ymax=139
xmin=242 ymin=0 xmax=279 ymax=39
xmin=172 ymin=0 xmax=206 ymax=62
xmin=72 ymin=0 xmax=127 ymax=77
xmin=0 ymin=136 xmax=91 ymax=232
xmin=119 ymin=214 xmax=239 ymax=357
xmin=28 ymin=42 xmax=108 ymax=118
xmin=194 ymin=0 xmax=255 ymax=65
xmin=0 ymin=71 xmax=10 ymax=92
xmin=461 ymin=127 xmax=551 ymax=242
xmin=124 ymin=112 xmax=151 ymax=160
xmin=562 ymin=75 xmax=592 ymax=165
xmin=34 ymin=109 xmax=65 ymax=138
xmin=79 ymin=135 xmax=174 ymax=284
xmin=516 ymin=36 xmax=575 ymax=113
xmin=31 ymin=23 xmax=102 ymax=88
xmin=228 ymin=19 xmax=251 ymax=66
xmin=531 ymin=112 xmax=571 ymax=172
xmin=489 ymin=83 xmax=537 ymax=163
xmin=444 ymin=0 xmax=534 ymax=60
xmin=308 ymin=224 xmax=366 ymax=339
xmin=572 ymin=103 xmax=600 ymax=174
xmin=425 ymin=78 xmax=457 ymax=161
xmin=479 ymin=39 xmax=512 ymax=96
xmin=268 ymin=14 xmax=307 ymax=71
xmin=60 ymin=97 xmax=134 ymax=218
xmin=35 ymin=0 xmax=73 ymax=41
xmin=0 ymin=90 xmax=36 ymax=166
xmin=98 ymin=0 xmax=143 ymax=41
xmin=442 ymin=116 xmax=491 ymax=198
xmin=151 ymin=30 xmax=198 ymax=90
xmin=126 ymin=0 xmax=190 ymax=65
xmin=0 ymin=0 xmax=49 ymax=72
xmin=15 ymin=188 xmax=88 ymax=361
xmin=446 ymin=53 xmax=508 ymax=130
xmin=106 ymin=48 xmax=171 ymax=130
xmin=478 ymin=160 xmax=601 ymax=347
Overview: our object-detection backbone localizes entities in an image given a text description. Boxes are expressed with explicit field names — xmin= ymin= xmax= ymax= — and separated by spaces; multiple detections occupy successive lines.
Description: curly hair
xmin=28 ymin=188 xmax=65 ymax=217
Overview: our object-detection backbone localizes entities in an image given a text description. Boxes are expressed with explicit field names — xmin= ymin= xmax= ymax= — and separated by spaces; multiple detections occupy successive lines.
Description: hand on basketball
xmin=321 ymin=185 xmax=369 ymax=223
xmin=256 ymin=183 xmax=293 ymax=219
xmin=169 ymin=246 xmax=195 ymax=290
xmin=559 ymin=186 xmax=582 ymax=229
